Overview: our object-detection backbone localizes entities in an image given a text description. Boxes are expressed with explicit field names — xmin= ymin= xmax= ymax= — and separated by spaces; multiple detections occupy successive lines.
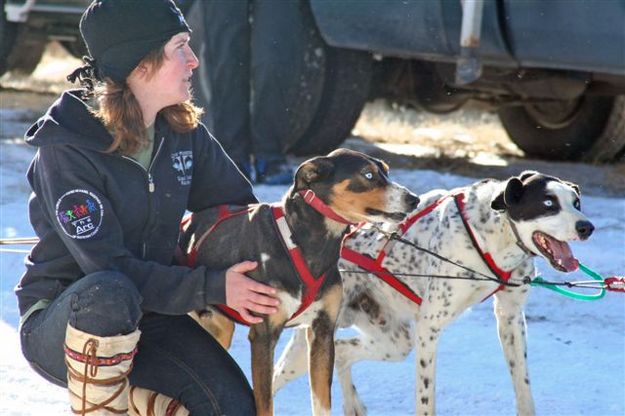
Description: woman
xmin=15 ymin=1 xmax=278 ymax=414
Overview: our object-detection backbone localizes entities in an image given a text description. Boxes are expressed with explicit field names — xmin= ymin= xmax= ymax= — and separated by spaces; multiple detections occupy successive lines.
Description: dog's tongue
xmin=546 ymin=236 xmax=579 ymax=272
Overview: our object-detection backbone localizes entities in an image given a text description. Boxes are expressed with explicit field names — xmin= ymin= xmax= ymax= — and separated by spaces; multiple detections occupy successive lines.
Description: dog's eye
xmin=574 ymin=199 xmax=581 ymax=210
xmin=543 ymin=200 xmax=554 ymax=207
xmin=364 ymin=172 xmax=374 ymax=180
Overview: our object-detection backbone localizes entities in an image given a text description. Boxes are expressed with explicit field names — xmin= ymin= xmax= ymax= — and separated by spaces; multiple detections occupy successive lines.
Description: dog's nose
xmin=576 ymin=220 xmax=594 ymax=240
xmin=405 ymin=193 xmax=420 ymax=210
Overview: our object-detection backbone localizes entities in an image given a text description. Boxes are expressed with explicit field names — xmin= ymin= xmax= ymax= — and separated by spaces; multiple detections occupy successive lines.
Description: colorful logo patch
xmin=55 ymin=189 xmax=103 ymax=239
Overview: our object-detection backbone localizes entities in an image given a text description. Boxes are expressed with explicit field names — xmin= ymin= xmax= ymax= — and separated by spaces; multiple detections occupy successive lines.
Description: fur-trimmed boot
xmin=128 ymin=386 xmax=190 ymax=416
xmin=64 ymin=324 xmax=141 ymax=415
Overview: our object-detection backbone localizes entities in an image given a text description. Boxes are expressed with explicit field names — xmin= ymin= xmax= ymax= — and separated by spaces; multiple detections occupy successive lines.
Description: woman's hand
xmin=225 ymin=261 xmax=280 ymax=324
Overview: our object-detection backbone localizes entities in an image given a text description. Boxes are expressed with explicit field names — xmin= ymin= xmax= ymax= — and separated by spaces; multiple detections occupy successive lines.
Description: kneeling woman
xmin=15 ymin=0 xmax=279 ymax=414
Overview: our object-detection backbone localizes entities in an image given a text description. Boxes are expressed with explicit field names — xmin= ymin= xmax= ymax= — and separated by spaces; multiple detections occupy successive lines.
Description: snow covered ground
xmin=1 ymin=137 xmax=624 ymax=415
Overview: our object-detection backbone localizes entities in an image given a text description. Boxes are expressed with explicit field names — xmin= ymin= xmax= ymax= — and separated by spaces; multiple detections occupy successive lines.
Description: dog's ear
xmin=294 ymin=156 xmax=334 ymax=190
xmin=491 ymin=177 xmax=525 ymax=211
xmin=518 ymin=170 xmax=539 ymax=182
xmin=564 ymin=181 xmax=581 ymax=196
xmin=504 ymin=177 xmax=525 ymax=205
xmin=372 ymin=157 xmax=390 ymax=175
xmin=490 ymin=190 xmax=506 ymax=211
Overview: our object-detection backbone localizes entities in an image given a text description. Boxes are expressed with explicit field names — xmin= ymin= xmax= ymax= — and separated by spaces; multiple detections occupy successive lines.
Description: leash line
xmin=338 ymin=269 xmax=525 ymax=285
xmin=0 ymin=248 xmax=31 ymax=253
xmin=0 ymin=237 xmax=40 ymax=245
xmin=0 ymin=237 xmax=39 ymax=254
xmin=380 ymin=229 xmax=519 ymax=287
xmin=368 ymin=227 xmax=622 ymax=299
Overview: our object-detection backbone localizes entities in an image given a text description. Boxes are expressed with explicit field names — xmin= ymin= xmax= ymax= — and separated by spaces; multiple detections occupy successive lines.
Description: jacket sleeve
xmin=31 ymin=145 xmax=228 ymax=315
xmin=187 ymin=126 xmax=258 ymax=211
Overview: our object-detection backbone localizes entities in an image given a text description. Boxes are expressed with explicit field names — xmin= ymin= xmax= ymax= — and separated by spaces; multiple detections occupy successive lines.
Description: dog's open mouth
xmin=532 ymin=231 xmax=579 ymax=272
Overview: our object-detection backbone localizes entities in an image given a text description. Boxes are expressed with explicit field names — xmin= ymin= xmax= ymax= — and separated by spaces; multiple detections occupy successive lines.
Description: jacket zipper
xmin=122 ymin=137 xmax=165 ymax=258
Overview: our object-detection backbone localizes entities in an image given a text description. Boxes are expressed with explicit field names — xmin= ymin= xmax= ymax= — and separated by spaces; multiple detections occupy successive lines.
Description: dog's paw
xmin=343 ymin=400 xmax=368 ymax=416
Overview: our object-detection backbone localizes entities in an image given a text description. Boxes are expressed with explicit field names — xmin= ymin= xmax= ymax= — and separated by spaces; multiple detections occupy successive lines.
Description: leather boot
xmin=64 ymin=324 xmax=141 ymax=415
xmin=128 ymin=386 xmax=189 ymax=416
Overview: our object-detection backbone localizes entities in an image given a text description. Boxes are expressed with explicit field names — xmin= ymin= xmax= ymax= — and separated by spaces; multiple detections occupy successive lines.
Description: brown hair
xmin=93 ymin=46 xmax=203 ymax=155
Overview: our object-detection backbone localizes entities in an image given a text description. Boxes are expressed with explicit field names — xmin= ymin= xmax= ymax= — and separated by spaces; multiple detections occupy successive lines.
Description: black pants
xmin=200 ymin=0 xmax=300 ymax=162
xmin=19 ymin=271 xmax=255 ymax=416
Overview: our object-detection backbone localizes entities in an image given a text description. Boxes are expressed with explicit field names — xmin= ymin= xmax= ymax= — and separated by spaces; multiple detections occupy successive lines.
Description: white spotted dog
xmin=273 ymin=171 xmax=594 ymax=416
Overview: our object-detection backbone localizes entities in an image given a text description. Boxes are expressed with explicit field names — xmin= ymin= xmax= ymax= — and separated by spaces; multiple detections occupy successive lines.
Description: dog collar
xmin=298 ymin=190 xmax=354 ymax=225
xmin=507 ymin=217 xmax=536 ymax=256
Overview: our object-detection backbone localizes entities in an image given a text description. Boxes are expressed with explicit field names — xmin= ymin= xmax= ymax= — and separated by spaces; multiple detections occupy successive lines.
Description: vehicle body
xmin=3 ymin=0 xmax=625 ymax=162
xmin=1 ymin=0 xmax=86 ymax=75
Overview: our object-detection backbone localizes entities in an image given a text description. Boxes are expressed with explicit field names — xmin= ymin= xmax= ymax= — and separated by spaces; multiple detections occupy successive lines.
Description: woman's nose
xmin=187 ymin=47 xmax=199 ymax=69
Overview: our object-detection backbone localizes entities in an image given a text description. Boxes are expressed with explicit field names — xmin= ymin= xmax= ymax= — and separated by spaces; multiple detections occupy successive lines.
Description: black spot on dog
xmin=348 ymin=292 xmax=380 ymax=318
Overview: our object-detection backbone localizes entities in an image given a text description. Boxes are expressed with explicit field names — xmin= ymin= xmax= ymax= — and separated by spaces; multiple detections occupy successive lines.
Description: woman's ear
xmin=138 ymin=63 xmax=149 ymax=74
xmin=129 ymin=62 xmax=150 ymax=80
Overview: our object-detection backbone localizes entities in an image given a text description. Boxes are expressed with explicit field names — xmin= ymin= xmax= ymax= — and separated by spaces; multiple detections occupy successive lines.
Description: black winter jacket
xmin=15 ymin=90 xmax=257 ymax=316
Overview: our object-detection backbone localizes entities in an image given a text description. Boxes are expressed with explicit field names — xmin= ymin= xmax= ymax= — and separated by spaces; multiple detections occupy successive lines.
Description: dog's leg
xmin=334 ymin=300 xmax=414 ymax=416
xmin=336 ymin=323 xmax=413 ymax=416
xmin=494 ymin=287 xmax=535 ymax=416
xmin=249 ymin=321 xmax=283 ymax=416
xmin=307 ymin=285 xmax=342 ymax=416
xmin=273 ymin=327 xmax=309 ymax=394
xmin=415 ymin=280 xmax=467 ymax=416
xmin=415 ymin=310 xmax=441 ymax=416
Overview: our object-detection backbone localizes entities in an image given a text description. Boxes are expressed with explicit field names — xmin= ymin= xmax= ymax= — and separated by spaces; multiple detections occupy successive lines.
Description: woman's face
xmin=144 ymin=32 xmax=199 ymax=108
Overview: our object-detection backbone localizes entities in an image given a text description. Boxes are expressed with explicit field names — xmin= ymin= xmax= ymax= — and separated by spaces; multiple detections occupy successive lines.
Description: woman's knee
xmin=69 ymin=271 xmax=142 ymax=336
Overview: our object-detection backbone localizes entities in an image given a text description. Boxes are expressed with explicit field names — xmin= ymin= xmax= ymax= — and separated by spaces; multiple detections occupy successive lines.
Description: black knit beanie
xmin=70 ymin=0 xmax=190 ymax=85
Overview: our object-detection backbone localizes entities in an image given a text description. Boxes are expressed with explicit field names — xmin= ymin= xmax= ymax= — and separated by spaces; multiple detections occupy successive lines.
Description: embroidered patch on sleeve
xmin=55 ymin=189 xmax=104 ymax=239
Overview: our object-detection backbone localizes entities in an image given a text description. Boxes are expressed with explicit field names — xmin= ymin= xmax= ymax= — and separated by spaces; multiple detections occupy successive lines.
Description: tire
xmin=0 ymin=0 xmax=18 ymax=76
xmin=286 ymin=46 xmax=372 ymax=156
xmin=498 ymin=95 xmax=625 ymax=163
xmin=279 ymin=0 xmax=372 ymax=156
xmin=5 ymin=28 xmax=46 ymax=75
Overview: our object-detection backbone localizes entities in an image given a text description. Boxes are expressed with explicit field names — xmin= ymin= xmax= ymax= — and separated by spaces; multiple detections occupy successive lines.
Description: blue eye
xmin=574 ymin=199 xmax=581 ymax=210
xmin=364 ymin=172 xmax=373 ymax=180
xmin=543 ymin=200 xmax=553 ymax=207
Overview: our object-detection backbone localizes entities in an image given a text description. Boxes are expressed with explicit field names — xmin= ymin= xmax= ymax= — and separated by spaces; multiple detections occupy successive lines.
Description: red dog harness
xmin=340 ymin=192 xmax=512 ymax=305
xmin=181 ymin=191 xmax=354 ymax=325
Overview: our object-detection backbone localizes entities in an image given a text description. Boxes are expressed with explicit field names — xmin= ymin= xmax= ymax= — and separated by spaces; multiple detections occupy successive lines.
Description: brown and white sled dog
xmin=182 ymin=149 xmax=419 ymax=416
xmin=273 ymin=171 xmax=594 ymax=415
